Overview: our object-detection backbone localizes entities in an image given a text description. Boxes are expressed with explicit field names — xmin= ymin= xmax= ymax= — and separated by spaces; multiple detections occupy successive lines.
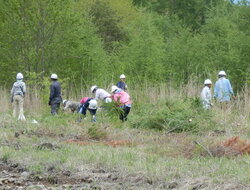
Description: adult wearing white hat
xmin=10 ymin=73 xmax=26 ymax=121
xmin=201 ymin=79 xmax=213 ymax=109
xmin=116 ymin=74 xmax=128 ymax=91
xmin=49 ymin=74 xmax=62 ymax=115
xmin=91 ymin=85 xmax=111 ymax=103
xmin=214 ymin=71 xmax=235 ymax=107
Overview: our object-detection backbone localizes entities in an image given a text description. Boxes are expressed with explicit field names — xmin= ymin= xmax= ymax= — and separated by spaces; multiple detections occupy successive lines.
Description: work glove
xmin=48 ymin=100 xmax=51 ymax=106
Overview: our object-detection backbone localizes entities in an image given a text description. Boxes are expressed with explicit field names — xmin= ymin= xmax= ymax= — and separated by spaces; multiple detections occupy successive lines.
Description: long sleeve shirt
xmin=49 ymin=81 xmax=62 ymax=103
xmin=214 ymin=77 xmax=234 ymax=102
xmin=11 ymin=80 xmax=26 ymax=97
xmin=201 ymin=86 xmax=212 ymax=109
xmin=95 ymin=89 xmax=111 ymax=101
xmin=116 ymin=81 xmax=127 ymax=91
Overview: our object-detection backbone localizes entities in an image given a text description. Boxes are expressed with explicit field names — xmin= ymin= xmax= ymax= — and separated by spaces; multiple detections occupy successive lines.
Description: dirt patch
xmin=204 ymin=136 xmax=250 ymax=157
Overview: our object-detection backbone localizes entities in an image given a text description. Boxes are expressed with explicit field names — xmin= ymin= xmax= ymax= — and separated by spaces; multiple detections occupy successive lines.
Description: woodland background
xmin=0 ymin=0 xmax=249 ymax=94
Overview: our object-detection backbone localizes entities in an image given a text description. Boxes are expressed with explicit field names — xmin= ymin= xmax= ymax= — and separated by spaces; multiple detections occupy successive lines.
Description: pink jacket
xmin=112 ymin=91 xmax=132 ymax=105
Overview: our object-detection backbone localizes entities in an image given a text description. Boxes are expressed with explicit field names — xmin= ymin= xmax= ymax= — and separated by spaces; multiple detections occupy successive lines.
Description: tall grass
xmin=1 ymin=81 xmax=249 ymax=118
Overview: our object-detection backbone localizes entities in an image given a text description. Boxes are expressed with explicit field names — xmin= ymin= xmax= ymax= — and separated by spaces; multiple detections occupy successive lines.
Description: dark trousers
xmin=51 ymin=103 xmax=60 ymax=115
xmin=120 ymin=106 xmax=131 ymax=121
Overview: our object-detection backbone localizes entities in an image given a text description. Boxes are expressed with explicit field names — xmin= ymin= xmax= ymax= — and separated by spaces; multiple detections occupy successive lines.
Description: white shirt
xmin=95 ymin=89 xmax=111 ymax=101
xmin=201 ymin=86 xmax=212 ymax=109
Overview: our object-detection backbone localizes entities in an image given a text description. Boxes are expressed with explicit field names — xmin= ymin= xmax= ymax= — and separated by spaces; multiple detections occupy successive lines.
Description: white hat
xmin=16 ymin=73 xmax=23 ymax=80
xmin=105 ymin=97 xmax=112 ymax=103
xmin=111 ymin=85 xmax=119 ymax=93
xmin=218 ymin=71 xmax=226 ymax=76
xmin=120 ymin=74 xmax=126 ymax=79
xmin=51 ymin=73 xmax=58 ymax=79
xmin=91 ymin=85 xmax=98 ymax=93
xmin=89 ymin=99 xmax=98 ymax=109
xmin=204 ymin=79 xmax=212 ymax=85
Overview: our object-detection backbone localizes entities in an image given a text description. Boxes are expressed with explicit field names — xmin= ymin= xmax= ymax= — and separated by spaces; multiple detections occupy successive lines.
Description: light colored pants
xmin=13 ymin=95 xmax=26 ymax=121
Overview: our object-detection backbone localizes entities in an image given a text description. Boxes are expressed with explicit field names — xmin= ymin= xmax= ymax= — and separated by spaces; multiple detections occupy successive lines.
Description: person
xmin=116 ymin=74 xmax=128 ymax=91
xmin=49 ymin=74 xmax=62 ymax=115
xmin=91 ymin=85 xmax=112 ymax=103
xmin=78 ymin=97 xmax=98 ymax=122
xmin=10 ymin=73 xmax=26 ymax=121
xmin=200 ymin=79 xmax=213 ymax=109
xmin=111 ymin=85 xmax=132 ymax=121
xmin=214 ymin=71 xmax=236 ymax=109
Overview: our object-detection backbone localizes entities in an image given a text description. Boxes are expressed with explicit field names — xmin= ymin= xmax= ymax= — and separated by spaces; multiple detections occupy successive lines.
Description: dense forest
xmin=0 ymin=0 xmax=249 ymax=92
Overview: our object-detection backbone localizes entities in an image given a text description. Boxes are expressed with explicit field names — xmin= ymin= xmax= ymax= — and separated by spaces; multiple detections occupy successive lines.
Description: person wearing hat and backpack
xmin=10 ymin=73 xmax=26 ymax=121
xmin=49 ymin=74 xmax=62 ymax=115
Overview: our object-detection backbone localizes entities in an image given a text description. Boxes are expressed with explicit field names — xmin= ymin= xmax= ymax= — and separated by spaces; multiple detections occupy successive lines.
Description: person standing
xmin=111 ymin=85 xmax=132 ymax=121
xmin=201 ymin=79 xmax=213 ymax=109
xmin=91 ymin=85 xmax=112 ymax=103
xmin=214 ymin=71 xmax=236 ymax=109
xmin=10 ymin=73 xmax=26 ymax=121
xmin=49 ymin=74 xmax=62 ymax=115
xmin=116 ymin=74 xmax=128 ymax=91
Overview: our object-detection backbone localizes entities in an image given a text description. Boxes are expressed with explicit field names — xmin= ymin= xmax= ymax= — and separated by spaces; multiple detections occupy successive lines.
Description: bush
xmin=130 ymin=98 xmax=212 ymax=133
xmin=87 ymin=126 xmax=107 ymax=140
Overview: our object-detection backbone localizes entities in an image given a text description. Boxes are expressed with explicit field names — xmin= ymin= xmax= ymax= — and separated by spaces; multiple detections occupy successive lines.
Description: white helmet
xmin=120 ymin=74 xmax=126 ymax=79
xmin=218 ymin=71 xmax=226 ymax=76
xmin=89 ymin=99 xmax=98 ymax=109
xmin=105 ymin=97 xmax=112 ymax=103
xmin=51 ymin=73 xmax=58 ymax=79
xmin=16 ymin=73 xmax=23 ymax=80
xmin=63 ymin=100 xmax=67 ymax=105
xmin=111 ymin=85 xmax=119 ymax=93
xmin=91 ymin=85 xmax=98 ymax=93
xmin=204 ymin=79 xmax=212 ymax=85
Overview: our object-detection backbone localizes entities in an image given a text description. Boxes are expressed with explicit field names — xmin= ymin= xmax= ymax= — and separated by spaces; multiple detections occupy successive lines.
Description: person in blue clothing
xmin=214 ymin=71 xmax=236 ymax=109
xmin=116 ymin=74 xmax=128 ymax=91
xmin=78 ymin=97 xmax=98 ymax=122
xmin=49 ymin=74 xmax=62 ymax=115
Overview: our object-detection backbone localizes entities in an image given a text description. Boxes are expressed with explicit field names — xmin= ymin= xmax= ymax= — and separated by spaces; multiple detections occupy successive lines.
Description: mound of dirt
xmin=207 ymin=136 xmax=250 ymax=157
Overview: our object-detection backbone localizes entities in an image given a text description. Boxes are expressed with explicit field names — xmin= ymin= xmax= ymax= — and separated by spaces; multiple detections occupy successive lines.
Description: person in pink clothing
xmin=111 ymin=85 xmax=132 ymax=121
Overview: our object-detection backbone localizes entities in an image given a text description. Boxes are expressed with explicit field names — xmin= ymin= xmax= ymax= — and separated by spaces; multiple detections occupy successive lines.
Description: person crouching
xmin=111 ymin=85 xmax=132 ymax=121
xmin=78 ymin=97 xmax=98 ymax=122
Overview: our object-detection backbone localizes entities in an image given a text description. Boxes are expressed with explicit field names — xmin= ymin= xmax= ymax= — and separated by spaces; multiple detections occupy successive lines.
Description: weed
xmin=87 ymin=126 xmax=107 ymax=140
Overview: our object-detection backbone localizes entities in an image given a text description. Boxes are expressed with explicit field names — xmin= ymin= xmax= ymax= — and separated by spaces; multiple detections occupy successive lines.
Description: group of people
xmin=10 ymin=73 xmax=131 ymax=122
xmin=201 ymin=70 xmax=236 ymax=110
xmin=10 ymin=70 xmax=235 ymax=122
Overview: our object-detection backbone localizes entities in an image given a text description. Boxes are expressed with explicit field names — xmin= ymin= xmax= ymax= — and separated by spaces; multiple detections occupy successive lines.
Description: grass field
xmin=0 ymin=85 xmax=249 ymax=189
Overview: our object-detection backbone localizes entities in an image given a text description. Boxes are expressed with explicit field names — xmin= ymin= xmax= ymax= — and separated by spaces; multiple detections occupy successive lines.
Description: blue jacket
xmin=116 ymin=81 xmax=127 ymax=90
xmin=214 ymin=77 xmax=234 ymax=102
xmin=49 ymin=81 xmax=62 ymax=103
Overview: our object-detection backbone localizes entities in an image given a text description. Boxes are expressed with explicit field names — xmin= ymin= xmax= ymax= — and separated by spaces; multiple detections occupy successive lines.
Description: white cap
xmin=16 ymin=73 xmax=23 ymax=80
xmin=51 ymin=73 xmax=58 ymax=79
xmin=89 ymin=99 xmax=98 ymax=109
xmin=120 ymin=74 xmax=126 ymax=79
xmin=218 ymin=71 xmax=226 ymax=76
xmin=105 ymin=97 xmax=112 ymax=103
xmin=111 ymin=85 xmax=119 ymax=93
xmin=91 ymin=85 xmax=98 ymax=93
xmin=204 ymin=79 xmax=212 ymax=85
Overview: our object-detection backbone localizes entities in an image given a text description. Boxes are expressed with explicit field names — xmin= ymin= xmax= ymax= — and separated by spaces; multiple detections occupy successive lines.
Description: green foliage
xmin=131 ymin=98 xmax=214 ymax=133
xmin=0 ymin=0 xmax=249 ymax=91
xmin=87 ymin=125 xmax=107 ymax=140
